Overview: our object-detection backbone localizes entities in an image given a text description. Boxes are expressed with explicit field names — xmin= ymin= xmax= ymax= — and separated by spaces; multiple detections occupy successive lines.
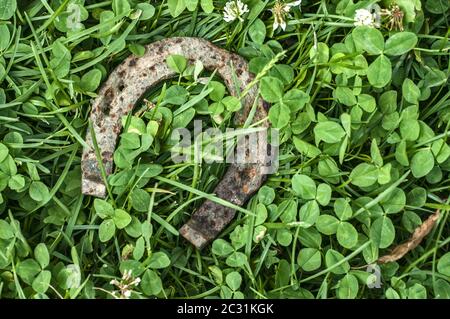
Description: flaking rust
xmin=81 ymin=37 xmax=271 ymax=249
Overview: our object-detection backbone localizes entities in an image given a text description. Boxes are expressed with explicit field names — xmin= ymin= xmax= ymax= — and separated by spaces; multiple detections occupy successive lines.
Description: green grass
xmin=0 ymin=0 xmax=449 ymax=299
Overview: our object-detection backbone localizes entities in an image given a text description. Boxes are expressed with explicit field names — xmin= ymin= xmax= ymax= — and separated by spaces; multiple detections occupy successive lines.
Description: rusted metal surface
xmin=81 ymin=37 xmax=270 ymax=249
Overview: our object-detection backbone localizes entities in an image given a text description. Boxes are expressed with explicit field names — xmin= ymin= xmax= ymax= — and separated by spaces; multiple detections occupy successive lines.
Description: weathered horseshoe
xmin=81 ymin=37 xmax=270 ymax=249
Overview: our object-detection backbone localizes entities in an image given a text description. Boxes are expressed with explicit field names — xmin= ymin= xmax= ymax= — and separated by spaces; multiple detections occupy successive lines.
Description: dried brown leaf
xmin=377 ymin=210 xmax=440 ymax=264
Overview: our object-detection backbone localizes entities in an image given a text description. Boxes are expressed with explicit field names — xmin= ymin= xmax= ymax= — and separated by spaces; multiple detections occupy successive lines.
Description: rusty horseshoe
xmin=81 ymin=37 xmax=272 ymax=249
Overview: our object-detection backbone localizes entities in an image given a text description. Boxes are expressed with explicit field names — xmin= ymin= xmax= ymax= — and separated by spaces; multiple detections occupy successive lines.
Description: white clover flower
xmin=285 ymin=0 xmax=302 ymax=11
xmin=110 ymin=279 xmax=119 ymax=286
xmin=354 ymin=8 xmax=380 ymax=28
xmin=123 ymin=290 xmax=132 ymax=298
xmin=130 ymin=277 xmax=141 ymax=286
xmin=272 ymin=1 xmax=302 ymax=31
xmin=109 ymin=269 xmax=141 ymax=299
xmin=381 ymin=5 xmax=405 ymax=31
xmin=223 ymin=0 xmax=249 ymax=23
xmin=123 ymin=269 xmax=132 ymax=280
xmin=354 ymin=9 xmax=374 ymax=26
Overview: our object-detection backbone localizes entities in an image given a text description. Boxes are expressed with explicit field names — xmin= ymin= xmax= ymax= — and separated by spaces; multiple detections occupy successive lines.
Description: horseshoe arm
xmin=81 ymin=37 xmax=269 ymax=249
